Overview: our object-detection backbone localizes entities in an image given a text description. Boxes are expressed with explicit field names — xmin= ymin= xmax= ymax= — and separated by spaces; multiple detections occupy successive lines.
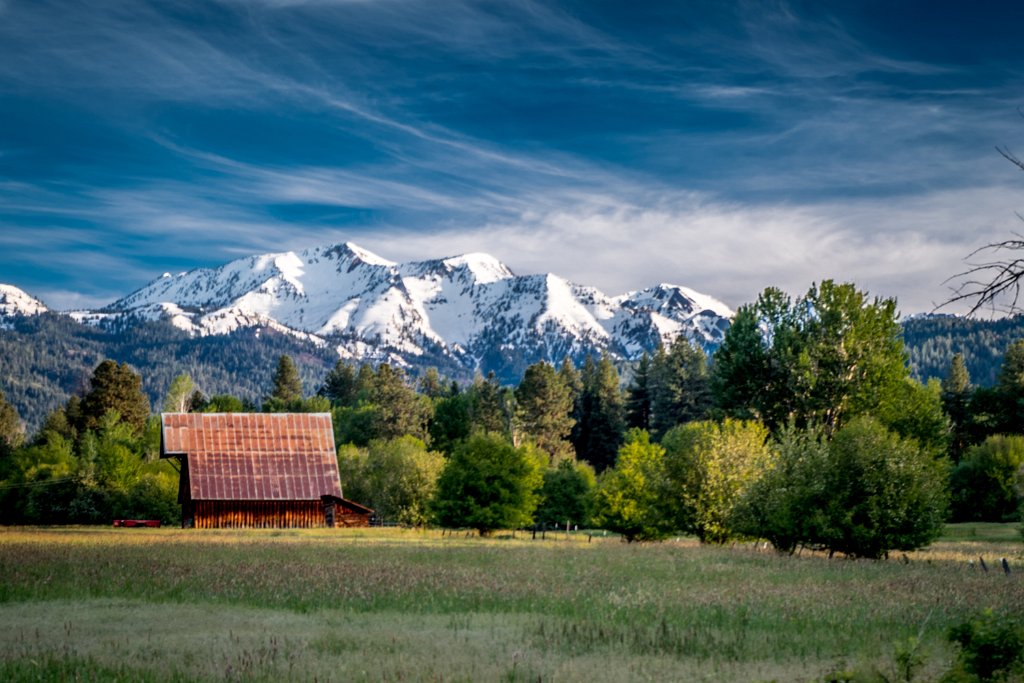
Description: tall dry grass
xmin=0 ymin=525 xmax=1020 ymax=681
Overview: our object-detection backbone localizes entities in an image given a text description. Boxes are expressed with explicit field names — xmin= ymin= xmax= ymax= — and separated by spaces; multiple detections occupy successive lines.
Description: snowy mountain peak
xmin=440 ymin=253 xmax=514 ymax=284
xmin=341 ymin=242 xmax=395 ymax=267
xmin=0 ymin=284 xmax=48 ymax=318
xmin=56 ymin=240 xmax=733 ymax=375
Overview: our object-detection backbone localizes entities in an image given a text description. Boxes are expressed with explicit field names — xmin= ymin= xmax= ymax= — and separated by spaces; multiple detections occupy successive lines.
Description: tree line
xmin=1 ymin=280 xmax=1022 ymax=558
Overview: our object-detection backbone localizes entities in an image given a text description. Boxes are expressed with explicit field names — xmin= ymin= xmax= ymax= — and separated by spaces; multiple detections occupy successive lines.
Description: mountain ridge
xmin=8 ymin=241 xmax=733 ymax=372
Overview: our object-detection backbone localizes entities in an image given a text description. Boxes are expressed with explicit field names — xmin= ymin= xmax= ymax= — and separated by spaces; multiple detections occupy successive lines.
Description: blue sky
xmin=1 ymin=0 xmax=1022 ymax=313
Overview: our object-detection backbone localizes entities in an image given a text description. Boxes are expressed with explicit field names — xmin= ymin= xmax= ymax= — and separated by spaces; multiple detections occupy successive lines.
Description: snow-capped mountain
xmin=12 ymin=242 xmax=733 ymax=373
xmin=0 ymin=285 xmax=48 ymax=321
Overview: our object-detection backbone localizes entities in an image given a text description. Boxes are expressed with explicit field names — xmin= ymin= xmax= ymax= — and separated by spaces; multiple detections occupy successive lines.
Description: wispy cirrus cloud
xmin=0 ymin=0 xmax=1021 ymax=316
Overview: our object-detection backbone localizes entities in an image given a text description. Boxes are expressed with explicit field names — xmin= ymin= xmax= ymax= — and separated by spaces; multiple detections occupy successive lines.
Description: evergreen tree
xmin=558 ymin=358 xmax=582 ymax=406
xmin=319 ymin=360 xmax=358 ymax=406
xmin=78 ymin=360 xmax=150 ymax=435
xmin=467 ymin=372 xmax=507 ymax=436
xmin=0 ymin=389 xmax=23 ymax=483
xmin=515 ymin=361 xmax=575 ymax=462
xmin=942 ymin=353 xmax=973 ymax=462
xmin=624 ymin=352 xmax=652 ymax=431
xmin=999 ymin=340 xmax=1024 ymax=389
xmin=650 ymin=339 xmax=711 ymax=438
xmin=417 ymin=368 xmax=446 ymax=399
xmin=711 ymin=306 xmax=769 ymax=421
xmin=571 ymin=356 xmax=625 ymax=471
xmin=997 ymin=340 xmax=1024 ymax=433
xmin=270 ymin=355 xmax=303 ymax=403
xmin=365 ymin=364 xmax=434 ymax=441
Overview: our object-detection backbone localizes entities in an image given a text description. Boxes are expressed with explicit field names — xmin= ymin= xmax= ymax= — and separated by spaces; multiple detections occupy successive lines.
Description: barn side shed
xmin=161 ymin=412 xmax=372 ymax=529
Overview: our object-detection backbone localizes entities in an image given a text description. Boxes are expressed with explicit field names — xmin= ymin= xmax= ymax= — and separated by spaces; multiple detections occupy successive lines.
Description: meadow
xmin=0 ymin=526 xmax=1021 ymax=682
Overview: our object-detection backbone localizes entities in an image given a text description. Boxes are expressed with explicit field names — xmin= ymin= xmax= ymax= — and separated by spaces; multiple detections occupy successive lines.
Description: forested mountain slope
xmin=0 ymin=313 xmax=337 ymax=432
xmin=902 ymin=314 xmax=1024 ymax=385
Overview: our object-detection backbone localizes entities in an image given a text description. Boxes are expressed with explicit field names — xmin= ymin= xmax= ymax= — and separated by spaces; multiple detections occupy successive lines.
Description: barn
xmin=161 ymin=412 xmax=373 ymax=529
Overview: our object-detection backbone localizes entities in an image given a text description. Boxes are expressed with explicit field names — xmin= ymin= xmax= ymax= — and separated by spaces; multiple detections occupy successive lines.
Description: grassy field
xmin=0 ymin=525 xmax=1021 ymax=682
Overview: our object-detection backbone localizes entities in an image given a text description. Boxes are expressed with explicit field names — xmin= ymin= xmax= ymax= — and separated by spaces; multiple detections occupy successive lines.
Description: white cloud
xmin=362 ymin=184 xmax=1024 ymax=315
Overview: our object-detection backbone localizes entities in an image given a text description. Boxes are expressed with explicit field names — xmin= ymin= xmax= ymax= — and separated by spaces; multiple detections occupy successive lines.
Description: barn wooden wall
xmin=192 ymin=500 xmax=325 ymax=528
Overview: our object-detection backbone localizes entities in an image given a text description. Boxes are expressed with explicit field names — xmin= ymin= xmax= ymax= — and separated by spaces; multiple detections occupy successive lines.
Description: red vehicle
xmin=112 ymin=520 xmax=161 ymax=528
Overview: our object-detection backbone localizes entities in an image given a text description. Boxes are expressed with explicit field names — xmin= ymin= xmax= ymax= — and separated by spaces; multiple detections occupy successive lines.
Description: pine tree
xmin=711 ymin=306 xmax=768 ymax=420
xmin=417 ymin=368 xmax=446 ymax=399
xmin=625 ymin=352 xmax=652 ymax=431
xmin=365 ymin=364 xmax=433 ymax=441
xmin=996 ymin=340 xmax=1024 ymax=434
xmin=571 ymin=355 xmax=625 ymax=471
xmin=270 ymin=355 xmax=303 ymax=403
xmin=319 ymin=360 xmax=358 ymax=406
xmin=515 ymin=361 xmax=575 ymax=462
xmin=650 ymin=339 xmax=711 ymax=438
xmin=0 ymin=389 xmax=23 ymax=450
xmin=79 ymin=360 xmax=150 ymax=435
xmin=942 ymin=353 xmax=973 ymax=462
xmin=467 ymin=372 xmax=507 ymax=437
xmin=943 ymin=353 xmax=972 ymax=395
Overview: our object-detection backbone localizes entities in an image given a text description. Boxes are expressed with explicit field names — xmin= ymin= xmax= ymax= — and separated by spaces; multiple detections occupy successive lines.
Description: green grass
xmin=0 ymin=525 xmax=1021 ymax=682
xmin=939 ymin=521 xmax=1023 ymax=543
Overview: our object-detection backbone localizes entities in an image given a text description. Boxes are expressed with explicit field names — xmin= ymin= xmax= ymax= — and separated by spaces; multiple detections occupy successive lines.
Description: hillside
xmin=902 ymin=314 xmax=1024 ymax=386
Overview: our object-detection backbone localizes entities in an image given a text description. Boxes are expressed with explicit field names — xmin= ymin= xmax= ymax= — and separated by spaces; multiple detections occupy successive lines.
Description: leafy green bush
xmin=535 ymin=458 xmax=596 ymax=528
xmin=430 ymin=433 xmax=543 ymax=535
xmin=950 ymin=435 xmax=1024 ymax=523
xmin=945 ymin=609 xmax=1024 ymax=681
xmin=735 ymin=417 xmax=948 ymax=558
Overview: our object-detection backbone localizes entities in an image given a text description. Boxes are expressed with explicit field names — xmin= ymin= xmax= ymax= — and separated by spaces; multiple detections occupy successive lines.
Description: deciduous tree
xmin=661 ymin=419 xmax=774 ymax=544
xmin=591 ymin=429 xmax=672 ymax=542
xmin=535 ymin=458 xmax=596 ymax=529
xmin=337 ymin=436 xmax=444 ymax=526
xmin=430 ymin=433 xmax=543 ymax=535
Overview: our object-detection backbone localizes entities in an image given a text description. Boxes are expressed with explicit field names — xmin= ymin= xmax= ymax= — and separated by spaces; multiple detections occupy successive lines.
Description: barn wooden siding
xmin=191 ymin=500 xmax=327 ymax=529
xmin=322 ymin=496 xmax=373 ymax=528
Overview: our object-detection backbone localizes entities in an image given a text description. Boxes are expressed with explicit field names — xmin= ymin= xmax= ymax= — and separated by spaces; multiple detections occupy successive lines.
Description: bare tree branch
xmin=939 ymin=135 xmax=1024 ymax=316
xmin=940 ymin=231 xmax=1024 ymax=316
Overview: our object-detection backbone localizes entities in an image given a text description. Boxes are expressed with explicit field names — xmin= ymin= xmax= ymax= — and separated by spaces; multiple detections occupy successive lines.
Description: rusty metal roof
xmin=161 ymin=413 xmax=343 ymax=501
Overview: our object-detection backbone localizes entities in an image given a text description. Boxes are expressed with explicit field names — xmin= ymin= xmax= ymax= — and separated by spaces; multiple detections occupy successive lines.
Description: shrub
xmin=950 ymin=435 xmax=1024 ymax=523
xmin=735 ymin=417 xmax=948 ymax=558
xmin=945 ymin=609 xmax=1024 ymax=682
